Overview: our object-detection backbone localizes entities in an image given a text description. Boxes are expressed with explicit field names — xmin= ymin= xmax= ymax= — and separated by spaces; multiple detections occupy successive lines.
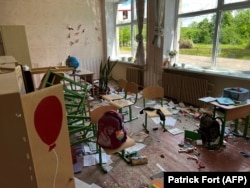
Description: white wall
xmin=0 ymin=0 xmax=103 ymax=84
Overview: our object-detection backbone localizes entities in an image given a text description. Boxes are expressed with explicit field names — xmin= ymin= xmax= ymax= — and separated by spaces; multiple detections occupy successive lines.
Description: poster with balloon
xmin=34 ymin=95 xmax=63 ymax=152
xmin=21 ymin=84 xmax=75 ymax=188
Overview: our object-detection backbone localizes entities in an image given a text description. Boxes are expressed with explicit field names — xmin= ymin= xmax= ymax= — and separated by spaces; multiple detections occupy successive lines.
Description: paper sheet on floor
xmin=151 ymin=116 xmax=177 ymax=126
xmin=168 ymin=128 xmax=184 ymax=135
xmin=125 ymin=143 xmax=146 ymax=153
xmin=83 ymin=153 xmax=111 ymax=166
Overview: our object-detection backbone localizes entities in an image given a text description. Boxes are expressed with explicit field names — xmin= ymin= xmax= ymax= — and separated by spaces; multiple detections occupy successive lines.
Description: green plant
xmin=169 ymin=50 xmax=177 ymax=62
xmin=99 ymin=56 xmax=118 ymax=94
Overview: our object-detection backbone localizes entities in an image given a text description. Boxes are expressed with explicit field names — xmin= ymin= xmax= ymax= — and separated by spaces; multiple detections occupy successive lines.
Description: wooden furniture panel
xmin=0 ymin=84 xmax=75 ymax=188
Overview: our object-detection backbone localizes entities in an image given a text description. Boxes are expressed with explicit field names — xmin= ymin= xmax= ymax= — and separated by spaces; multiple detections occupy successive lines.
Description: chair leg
xmin=142 ymin=113 xmax=149 ymax=133
xmin=160 ymin=120 xmax=168 ymax=132
xmin=117 ymin=149 xmax=131 ymax=163
xmin=98 ymin=145 xmax=108 ymax=173
xmin=119 ymin=108 xmax=128 ymax=115
xmin=124 ymin=106 xmax=138 ymax=123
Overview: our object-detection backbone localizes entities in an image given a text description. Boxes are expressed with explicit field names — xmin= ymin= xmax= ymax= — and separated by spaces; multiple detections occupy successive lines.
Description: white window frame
xmin=105 ymin=0 xmax=147 ymax=63
xmin=164 ymin=0 xmax=250 ymax=79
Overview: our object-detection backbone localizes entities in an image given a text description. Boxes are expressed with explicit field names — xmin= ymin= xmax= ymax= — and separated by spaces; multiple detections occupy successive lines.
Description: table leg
xmin=243 ymin=116 xmax=250 ymax=138
xmin=219 ymin=114 xmax=227 ymax=146
xmin=232 ymin=119 xmax=239 ymax=135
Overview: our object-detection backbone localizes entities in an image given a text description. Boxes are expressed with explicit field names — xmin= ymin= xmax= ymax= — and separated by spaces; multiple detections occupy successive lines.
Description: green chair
xmin=40 ymin=70 xmax=94 ymax=146
xmin=141 ymin=86 xmax=171 ymax=132
xmin=109 ymin=81 xmax=139 ymax=123
xmin=89 ymin=105 xmax=135 ymax=173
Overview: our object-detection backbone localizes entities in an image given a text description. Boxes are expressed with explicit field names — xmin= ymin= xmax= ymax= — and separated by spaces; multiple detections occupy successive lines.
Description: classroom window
xmin=115 ymin=0 xmax=147 ymax=62
xmin=177 ymin=0 xmax=250 ymax=78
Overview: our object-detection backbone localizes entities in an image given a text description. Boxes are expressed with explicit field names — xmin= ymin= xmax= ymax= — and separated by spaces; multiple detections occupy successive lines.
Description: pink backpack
xmin=97 ymin=110 xmax=127 ymax=149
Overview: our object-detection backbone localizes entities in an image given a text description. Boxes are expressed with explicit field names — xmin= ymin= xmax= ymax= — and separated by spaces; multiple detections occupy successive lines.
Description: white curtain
xmin=134 ymin=0 xmax=145 ymax=66
xmin=152 ymin=0 xmax=165 ymax=48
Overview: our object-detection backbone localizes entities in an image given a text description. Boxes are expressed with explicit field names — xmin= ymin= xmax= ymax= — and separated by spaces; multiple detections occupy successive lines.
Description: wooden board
xmin=0 ymin=84 xmax=75 ymax=188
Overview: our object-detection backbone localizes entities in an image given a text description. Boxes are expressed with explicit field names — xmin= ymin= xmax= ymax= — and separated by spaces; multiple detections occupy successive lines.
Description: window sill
xmin=162 ymin=64 xmax=250 ymax=81
xmin=117 ymin=60 xmax=135 ymax=65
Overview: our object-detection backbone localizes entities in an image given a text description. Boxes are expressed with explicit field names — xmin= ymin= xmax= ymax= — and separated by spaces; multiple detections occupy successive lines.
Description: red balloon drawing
xmin=34 ymin=96 xmax=63 ymax=151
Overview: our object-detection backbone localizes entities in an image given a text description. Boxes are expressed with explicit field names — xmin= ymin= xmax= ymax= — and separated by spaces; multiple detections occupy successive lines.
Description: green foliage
xmin=99 ymin=56 xmax=118 ymax=93
xmin=118 ymin=25 xmax=147 ymax=47
xmin=179 ymin=9 xmax=250 ymax=60
xmin=180 ymin=43 xmax=250 ymax=59
xmin=179 ymin=39 xmax=194 ymax=49
xmin=180 ymin=9 xmax=250 ymax=45
xmin=246 ymin=41 xmax=250 ymax=50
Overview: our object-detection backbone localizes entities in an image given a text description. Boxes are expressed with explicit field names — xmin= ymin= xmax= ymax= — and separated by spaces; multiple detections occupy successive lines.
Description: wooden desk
xmin=102 ymin=93 xmax=124 ymax=101
xmin=74 ymin=69 xmax=94 ymax=83
xmin=72 ymin=69 xmax=95 ymax=97
xmin=209 ymin=99 xmax=250 ymax=146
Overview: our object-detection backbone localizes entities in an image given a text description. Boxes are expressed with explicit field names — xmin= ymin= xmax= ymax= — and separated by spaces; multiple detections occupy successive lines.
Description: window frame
xmin=173 ymin=0 xmax=250 ymax=78
xmin=107 ymin=0 xmax=147 ymax=63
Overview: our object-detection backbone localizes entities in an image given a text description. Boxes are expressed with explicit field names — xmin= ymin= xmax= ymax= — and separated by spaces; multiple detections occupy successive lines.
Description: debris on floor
xmin=240 ymin=151 xmax=250 ymax=157
xmin=131 ymin=155 xmax=148 ymax=165
xmin=133 ymin=131 xmax=149 ymax=143
xmin=187 ymin=155 xmax=206 ymax=171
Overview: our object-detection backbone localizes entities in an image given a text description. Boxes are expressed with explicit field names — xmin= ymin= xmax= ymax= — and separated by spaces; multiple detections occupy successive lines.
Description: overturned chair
xmin=39 ymin=70 xmax=94 ymax=146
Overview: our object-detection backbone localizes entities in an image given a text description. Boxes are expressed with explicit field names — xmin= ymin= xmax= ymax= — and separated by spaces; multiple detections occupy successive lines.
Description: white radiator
xmin=126 ymin=66 xmax=144 ymax=88
xmin=162 ymin=72 xmax=210 ymax=107
xmin=79 ymin=58 xmax=101 ymax=80
xmin=181 ymin=75 xmax=208 ymax=107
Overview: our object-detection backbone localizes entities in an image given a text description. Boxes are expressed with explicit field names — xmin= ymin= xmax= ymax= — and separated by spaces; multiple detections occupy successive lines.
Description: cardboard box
xmin=223 ymin=87 xmax=249 ymax=102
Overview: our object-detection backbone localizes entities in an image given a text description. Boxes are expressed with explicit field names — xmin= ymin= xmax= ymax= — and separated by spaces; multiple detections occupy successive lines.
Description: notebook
xmin=216 ymin=97 xmax=235 ymax=105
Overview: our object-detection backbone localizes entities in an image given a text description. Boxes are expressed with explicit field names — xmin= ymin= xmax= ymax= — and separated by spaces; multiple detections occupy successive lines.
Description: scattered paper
xmin=199 ymin=96 xmax=216 ymax=102
xmin=146 ymin=100 xmax=157 ymax=105
xmin=83 ymin=154 xmax=97 ymax=166
xmin=134 ymin=131 xmax=149 ymax=143
xmin=156 ymin=163 xmax=167 ymax=172
xmin=73 ymin=162 xmax=82 ymax=174
xmin=165 ymin=117 xmax=177 ymax=126
xmin=89 ymin=183 xmax=103 ymax=188
xmin=125 ymin=143 xmax=146 ymax=153
xmin=168 ymin=128 xmax=184 ymax=135
xmin=83 ymin=152 xmax=112 ymax=167
xmin=151 ymin=116 xmax=177 ymax=126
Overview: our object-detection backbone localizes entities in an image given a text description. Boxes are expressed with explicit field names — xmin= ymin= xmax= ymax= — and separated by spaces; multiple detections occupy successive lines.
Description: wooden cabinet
xmin=0 ymin=25 xmax=31 ymax=67
xmin=0 ymin=83 xmax=75 ymax=188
